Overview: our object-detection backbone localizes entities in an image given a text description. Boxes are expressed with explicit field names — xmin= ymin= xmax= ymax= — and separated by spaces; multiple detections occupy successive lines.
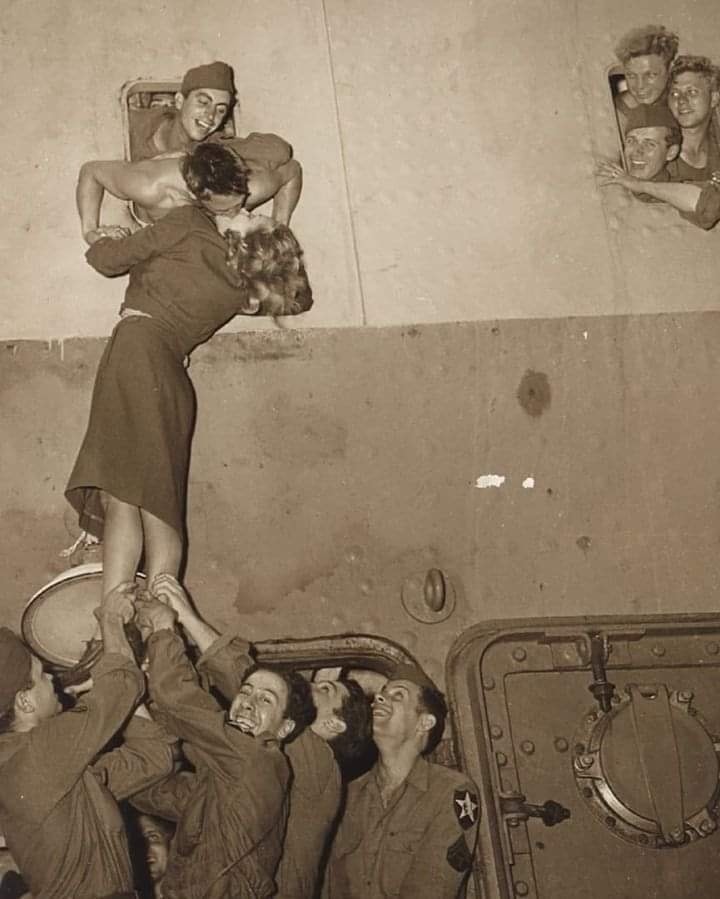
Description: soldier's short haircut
xmin=417 ymin=684 xmax=448 ymax=756
xmin=277 ymin=668 xmax=317 ymax=741
xmin=614 ymin=25 xmax=679 ymax=67
xmin=181 ymin=143 xmax=249 ymax=201
xmin=327 ymin=679 xmax=373 ymax=768
xmin=670 ymin=55 xmax=720 ymax=92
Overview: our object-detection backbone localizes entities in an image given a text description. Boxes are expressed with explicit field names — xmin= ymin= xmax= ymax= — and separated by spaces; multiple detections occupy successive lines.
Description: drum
xmin=22 ymin=564 xmax=145 ymax=672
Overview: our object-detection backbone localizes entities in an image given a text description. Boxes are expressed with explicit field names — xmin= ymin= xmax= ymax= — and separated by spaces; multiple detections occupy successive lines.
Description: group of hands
xmin=65 ymin=575 xmax=193 ymax=702
xmin=595 ymin=159 xmax=641 ymax=192
xmin=84 ymin=225 xmax=133 ymax=246
xmin=98 ymin=573 xmax=192 ymax=639
xmin=93 ymin=574 xmax=250 ymax=729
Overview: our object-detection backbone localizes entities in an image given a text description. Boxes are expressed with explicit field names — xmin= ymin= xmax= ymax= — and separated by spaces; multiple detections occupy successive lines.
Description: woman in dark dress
xmin=66 ymin=144 xmax=312 ymax=600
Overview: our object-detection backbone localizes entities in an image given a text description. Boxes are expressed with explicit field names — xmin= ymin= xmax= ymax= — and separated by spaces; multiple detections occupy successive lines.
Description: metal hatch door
xmin=446 ymin=615 xmax=720 ymax=899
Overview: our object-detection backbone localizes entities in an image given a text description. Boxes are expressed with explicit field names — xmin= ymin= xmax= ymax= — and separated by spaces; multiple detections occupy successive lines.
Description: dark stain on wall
xmin=576 ymin=535 xmax=592 ymax=554
xmin=517 ymin=369 xmax=551 ymax=417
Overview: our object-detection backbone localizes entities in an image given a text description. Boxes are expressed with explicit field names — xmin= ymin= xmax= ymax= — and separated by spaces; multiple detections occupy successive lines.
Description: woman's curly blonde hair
xmin=224 ymin=223 xmax=313 ymax=317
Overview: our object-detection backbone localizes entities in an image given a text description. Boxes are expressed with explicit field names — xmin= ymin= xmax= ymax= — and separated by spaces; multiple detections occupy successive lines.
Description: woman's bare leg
xmin=102 ymin=494 xmax=143 ymax=598
xmin=141 ymin=508 xmax=183 ymax=591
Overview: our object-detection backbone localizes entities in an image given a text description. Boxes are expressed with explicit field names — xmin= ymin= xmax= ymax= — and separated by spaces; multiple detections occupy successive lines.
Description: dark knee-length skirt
xmin=66 ymin=316 xmax=195 ymax=540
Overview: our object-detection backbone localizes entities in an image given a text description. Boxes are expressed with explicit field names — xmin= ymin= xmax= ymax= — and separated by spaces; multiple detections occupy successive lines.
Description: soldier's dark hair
xmin=181 ymin=143 xmax=249 ymax=201
xmin=327 ymin=679 xmax=373 ymax=768
xmin=670 ymin=55 xmax=720 ymax=92
xmin=417 ymin=684 xmax=448 ymax=756
xmin=277 ymin=668 xmax=316 ymax=742
xmin=614 ymin=25 xmax=679 ymax=67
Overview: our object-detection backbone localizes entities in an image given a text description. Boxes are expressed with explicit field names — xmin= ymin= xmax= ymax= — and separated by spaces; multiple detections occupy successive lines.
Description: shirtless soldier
xmin=78 ymin=113 xmax=301 ymax=242
xmin=77 ymin=137 xmax=301 ymax=243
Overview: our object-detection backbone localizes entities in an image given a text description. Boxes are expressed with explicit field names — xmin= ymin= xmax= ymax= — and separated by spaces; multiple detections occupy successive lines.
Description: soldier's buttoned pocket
xmin=380 ymin=827 xmax=426 ymax=895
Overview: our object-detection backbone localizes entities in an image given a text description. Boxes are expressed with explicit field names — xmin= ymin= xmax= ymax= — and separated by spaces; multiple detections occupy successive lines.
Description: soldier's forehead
xmin=384 ymin=678 xmax=421 ymax=694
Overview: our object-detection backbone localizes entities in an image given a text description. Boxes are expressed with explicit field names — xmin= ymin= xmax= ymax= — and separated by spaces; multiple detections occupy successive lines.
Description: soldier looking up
xmin=133 ymin=593 xmax=316 ymax=899
xmin=325 ymin=664 xmax=480 ymax=899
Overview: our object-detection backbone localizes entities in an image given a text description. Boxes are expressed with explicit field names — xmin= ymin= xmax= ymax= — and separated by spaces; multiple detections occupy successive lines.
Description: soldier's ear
xmin=15 ymin=688 xmax=35 ymax=714
xmin=323 ymin=715 xmax=347 ymax=736
xmin=277 ymin=718 xmax=296 ymax=741
xmin=417 ymin=712 xmax=436 ymax=735
xmin=174 ymin=92 xmax=185 ymax=112
xmin=711 ymin=89 xmax=720 ymax=110
xmin=666 ymin=143 xmax=681 ymax=162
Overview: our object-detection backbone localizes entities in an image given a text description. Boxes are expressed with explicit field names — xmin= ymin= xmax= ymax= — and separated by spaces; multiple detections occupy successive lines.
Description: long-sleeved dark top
xmin=195 ymin=634 xmax=343 ymax=899
xmin=86 ymin=206 xmax=250 ymax=356
xmin=0 ymin=653 xmax=174 ymax=899
xmin=142 ymin=629 xmax=290 ymax=899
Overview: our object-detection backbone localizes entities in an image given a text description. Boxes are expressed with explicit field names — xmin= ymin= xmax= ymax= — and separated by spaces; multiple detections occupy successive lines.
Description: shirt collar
xmin=362 ymin=753 xmax=430 ymax=795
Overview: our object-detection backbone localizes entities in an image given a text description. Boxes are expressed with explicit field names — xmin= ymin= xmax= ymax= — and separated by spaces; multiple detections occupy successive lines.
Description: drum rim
xmin=22 ymin=565 xmax=145 ymax=668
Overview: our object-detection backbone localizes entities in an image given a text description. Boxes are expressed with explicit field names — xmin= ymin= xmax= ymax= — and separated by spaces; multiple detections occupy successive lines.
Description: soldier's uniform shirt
xmin=614 ymin=91 xmax=669 ymax=137
xmin=143 ymin=629 xmax=290 ymax=899
xmin=631 ymin=166 xmax=720 ymax=231
xmin=276 ymin=729 xmax=342 ymax=898
xmin=665 ymin=135 xmax=720 ymax=230
xmin=325 ymin=756 xmax=479 ymax=899
xmin=644 ymin=167 xmax=720 ymax=230
xmin=685 ymin=179 xmax=720 ymax=229
xmin=192 ymin=633 xmax=343 ymax=898
xmin=667 ymin=135 xmax=720 ymax=183
xmin=0 ymin=654 xmax=174 ymax=899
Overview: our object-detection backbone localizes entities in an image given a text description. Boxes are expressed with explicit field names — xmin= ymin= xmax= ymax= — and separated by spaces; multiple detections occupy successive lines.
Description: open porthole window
xmin=608 ymin=64 xmax=629 ymax=161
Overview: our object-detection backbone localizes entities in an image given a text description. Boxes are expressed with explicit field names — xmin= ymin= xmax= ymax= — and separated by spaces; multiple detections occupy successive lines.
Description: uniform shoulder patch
xmin=454 ymin=788 xmax=479 ymax=829
xmin=446 ymin=834 xmax=473 ymax=872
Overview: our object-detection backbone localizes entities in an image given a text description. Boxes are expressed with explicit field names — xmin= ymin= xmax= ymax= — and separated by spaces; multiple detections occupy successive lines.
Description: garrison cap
xmin=0 ymin=627 xmax=33 ymax=713
xmin=625 ymin=103 xmax=679 ymax=135
xmin=388 ymin=662 xmax=437 ymax=692
xmin=181 ymin=61 xmax=235 ymax=96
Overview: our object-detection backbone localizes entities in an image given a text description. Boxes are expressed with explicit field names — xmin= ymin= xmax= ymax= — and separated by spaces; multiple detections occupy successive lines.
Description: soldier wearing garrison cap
xmin=621 ymin=103 xmax=682 ymax=182
xmin=597 ymin=101 xmax=681 ymax=193
xmin=131 ymin=61 xmax=236 ymax=161
xmin=325 ymin=663 xmax=480 ymax=899
xmin=0 ymin=585 xmax=176 ymax=899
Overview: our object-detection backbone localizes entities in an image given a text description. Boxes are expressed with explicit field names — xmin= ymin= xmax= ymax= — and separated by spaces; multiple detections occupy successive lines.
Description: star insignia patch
xmin=454 ymin=789 xmax=479 ymax=829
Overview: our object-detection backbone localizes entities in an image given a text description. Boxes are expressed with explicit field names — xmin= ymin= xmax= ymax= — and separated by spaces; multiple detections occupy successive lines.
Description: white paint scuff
xmin=522 ymin=477 xmax=535 ymax=489
xmin=475 ymin=474 xmax=506 ymax=489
